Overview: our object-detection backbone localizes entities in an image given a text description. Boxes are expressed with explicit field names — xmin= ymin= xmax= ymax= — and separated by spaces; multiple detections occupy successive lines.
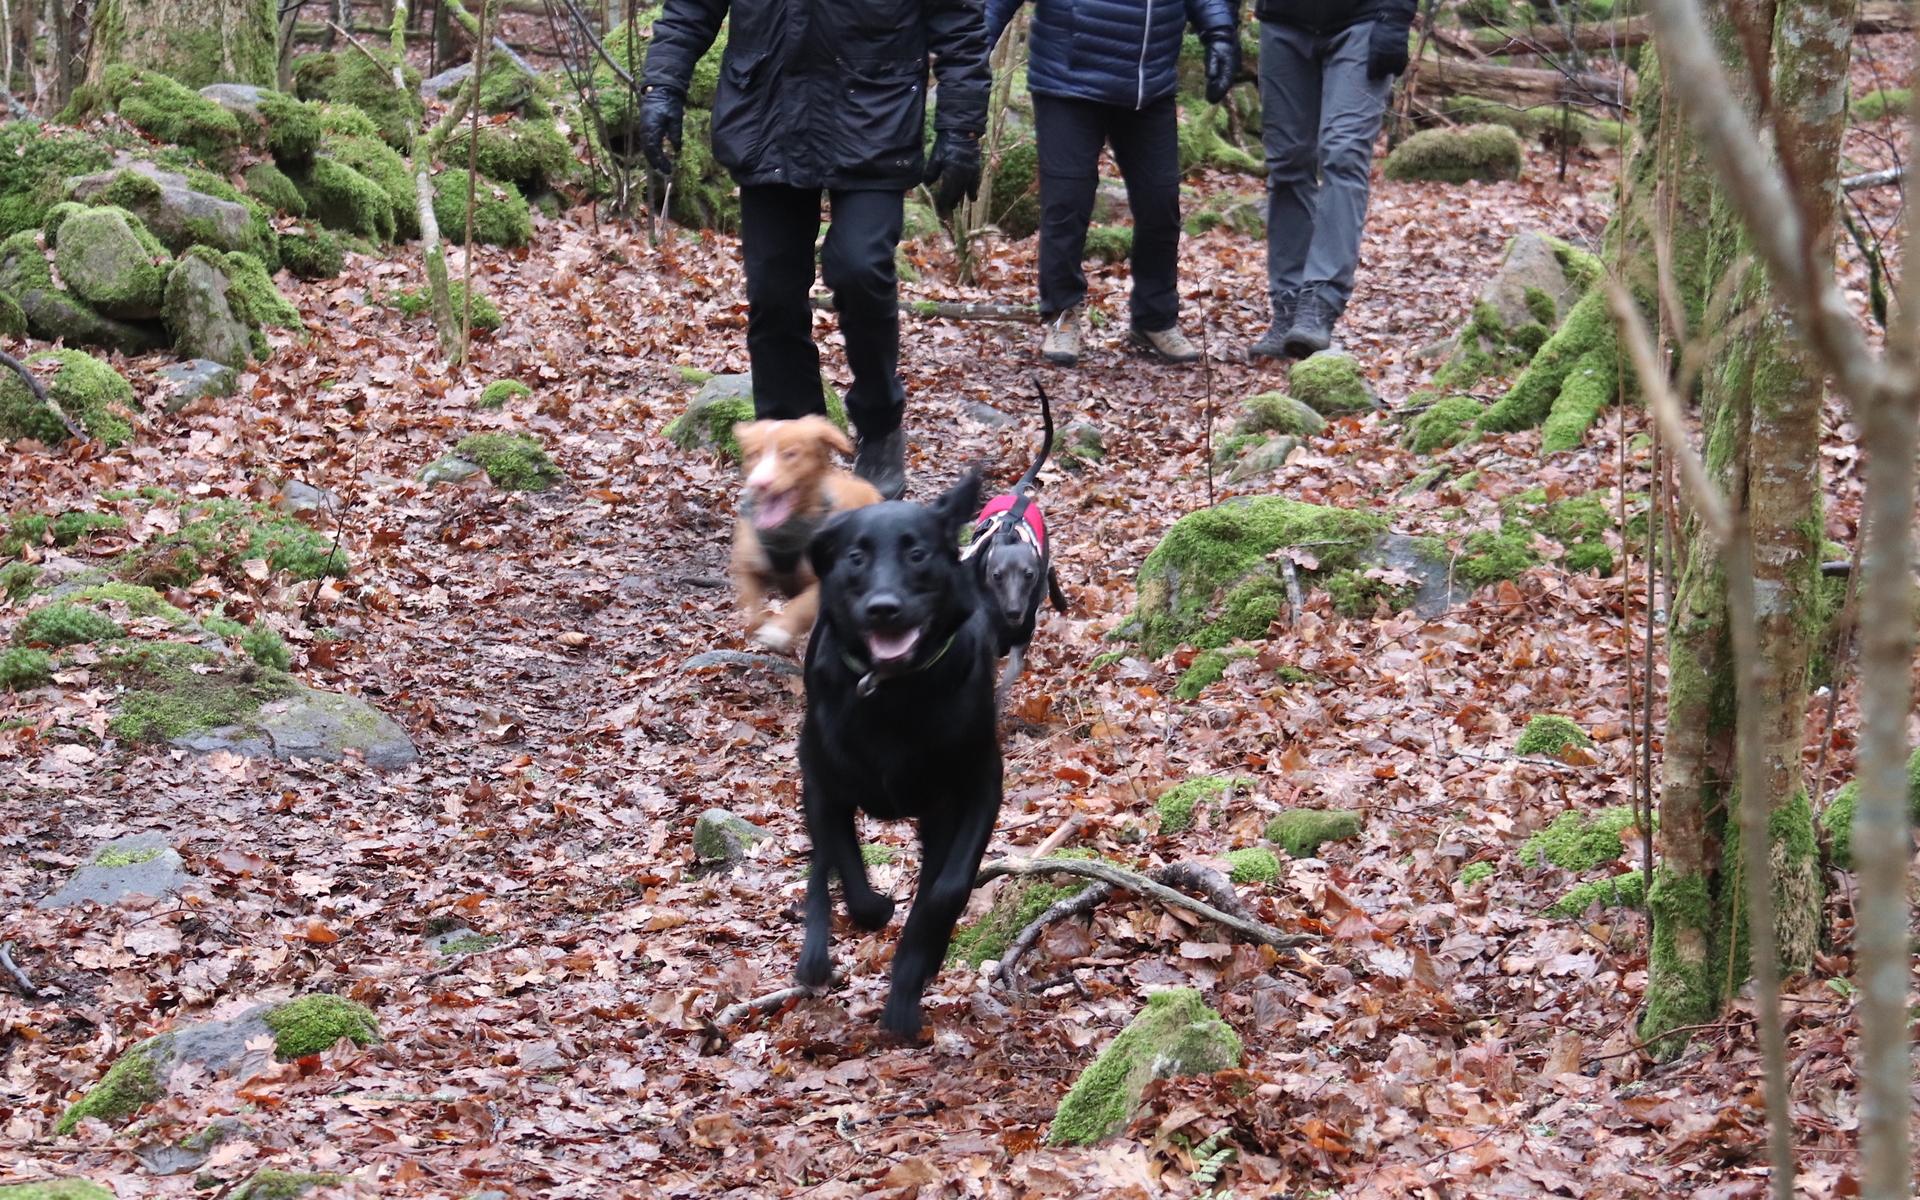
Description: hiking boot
xmin=1131 ymin=324 xmax=1202 ymax=364
xmin=1249 ymin=294 xmax=1298 ymax=359
xmin=854 ymin=427 xmax=907 ymax=500
xmin=1041 ymin=305 xmax=1084 ymax=366
xmin=1282 ymin=293 xmax=1336 ymax=359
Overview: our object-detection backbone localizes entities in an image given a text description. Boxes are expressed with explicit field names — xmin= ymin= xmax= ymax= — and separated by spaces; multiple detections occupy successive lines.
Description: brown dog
xmin=731 ymin=416 xmax=883 ymax=653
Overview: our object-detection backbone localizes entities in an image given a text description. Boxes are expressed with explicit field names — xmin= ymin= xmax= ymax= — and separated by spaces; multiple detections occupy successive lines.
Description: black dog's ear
xmin=934 ymin=468 xmax=983 ymax=550
xmin=808 ymin=511 xmax=852 ymax=580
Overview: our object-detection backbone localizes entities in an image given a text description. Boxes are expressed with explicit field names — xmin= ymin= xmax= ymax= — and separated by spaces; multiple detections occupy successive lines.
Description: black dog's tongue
xmin=865 ymin=627 xmax=922 ymax=666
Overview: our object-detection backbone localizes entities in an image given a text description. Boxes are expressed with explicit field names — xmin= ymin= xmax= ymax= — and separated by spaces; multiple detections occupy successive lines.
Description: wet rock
xmin=1354 ymin=532 xmax=1463 ymax=618
xmin=171 ymin=686 xmax=418 ymax=769
xmin=419 ymin=454 xmax=483 ymax=485
xmin=42 ymin=834 xmax=190 ymax=909
xmin=277 ymin=479 xmax=339 ymax=516
xmin=155 ymin=359 xmax=238 ymax=412
xmin=67 ymin=162 xmax=257 ymax=255
xmin=683 ymin=649 xmax=803 ymax=677
xmin=693 ymin=807 xmax=767 ymax=864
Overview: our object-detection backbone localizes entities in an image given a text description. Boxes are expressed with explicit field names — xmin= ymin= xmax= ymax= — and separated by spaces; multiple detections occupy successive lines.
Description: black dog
xmin=963 ymin=379 xmax=1070 ymax=705
xmin=796 ymin=471 xmax=1002 ymax=1039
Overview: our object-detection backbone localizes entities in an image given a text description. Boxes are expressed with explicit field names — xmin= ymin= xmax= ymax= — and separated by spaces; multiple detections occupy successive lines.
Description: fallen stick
xmin=714 ymin=974 xmax=842 ymax=1027
xmin=971 ymin=813 xmax=1084 ymax=916
xmin=1842 ymin=166 xmax=1905 ymax=192
xmin=810 ymin=295 xmax=1040 ymax=323
xmin=975 ymin=856 xmax=1312 ymax=955
xmin=997 ymin=881 xmax=1113 ymax=990
xmin=1 ymin=940 xmax=41 ymax=999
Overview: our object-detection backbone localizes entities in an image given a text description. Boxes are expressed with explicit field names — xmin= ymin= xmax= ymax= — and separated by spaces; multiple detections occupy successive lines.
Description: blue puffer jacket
xmin=987 ymin=0 xmax=1237 ymax=110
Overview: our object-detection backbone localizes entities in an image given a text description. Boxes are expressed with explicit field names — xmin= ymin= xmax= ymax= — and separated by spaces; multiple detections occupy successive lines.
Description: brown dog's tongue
xmin=753 ymin=490 xmax=798 ymax=529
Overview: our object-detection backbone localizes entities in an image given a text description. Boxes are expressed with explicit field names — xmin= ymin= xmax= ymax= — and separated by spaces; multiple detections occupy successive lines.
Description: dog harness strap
xmin=971 ymin=491 xmax=1046 ymax=554
xmin=752 ymin=487 xmax=840 ymax=575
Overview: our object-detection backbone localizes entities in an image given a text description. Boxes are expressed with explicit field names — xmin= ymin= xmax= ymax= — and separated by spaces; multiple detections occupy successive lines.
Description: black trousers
xmin=739 ymin=185 xmax=906 ymax=437
xmin=1033 ymin=93 xmax=1181 ymax=332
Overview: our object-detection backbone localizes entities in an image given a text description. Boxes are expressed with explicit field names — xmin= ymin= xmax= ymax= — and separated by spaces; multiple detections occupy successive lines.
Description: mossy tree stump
xmin=85 ymin=0 xmax=278 ymax=91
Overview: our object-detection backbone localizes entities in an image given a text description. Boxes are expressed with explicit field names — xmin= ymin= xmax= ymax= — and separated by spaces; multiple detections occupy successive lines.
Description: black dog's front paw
xmin=880 ymin=994 xmax=927 ymax=1042
xmin=796 ymin=938 xmax=832 ymax=988
xmin=845 ymin=891 xmax=896 ymax=931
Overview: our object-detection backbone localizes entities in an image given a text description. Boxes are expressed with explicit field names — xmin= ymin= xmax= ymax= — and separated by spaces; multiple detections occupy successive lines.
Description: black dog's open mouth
xmin=865 ymin=626 xmax=922 ymax=666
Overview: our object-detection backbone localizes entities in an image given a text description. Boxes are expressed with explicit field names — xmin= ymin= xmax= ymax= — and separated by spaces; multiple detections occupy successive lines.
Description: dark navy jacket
xmin=986 ymin=0 xmax=1237 ymax=110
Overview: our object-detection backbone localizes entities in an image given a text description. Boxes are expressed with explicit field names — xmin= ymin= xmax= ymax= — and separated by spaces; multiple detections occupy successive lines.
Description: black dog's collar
xmin=842 ymin=630 xmax=960 ymax=698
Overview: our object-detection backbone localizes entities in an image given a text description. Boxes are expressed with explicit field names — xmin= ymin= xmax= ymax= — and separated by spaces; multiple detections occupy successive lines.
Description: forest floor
xmin=2 ymin=32 xmax=1915 ymax=1200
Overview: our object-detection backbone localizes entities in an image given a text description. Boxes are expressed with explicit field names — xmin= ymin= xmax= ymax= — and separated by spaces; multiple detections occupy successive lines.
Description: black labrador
xmin=964 ymin=378 xmax=1069 ymax=706
xmin=796 ymin=470 xmax=1002 ymax=1039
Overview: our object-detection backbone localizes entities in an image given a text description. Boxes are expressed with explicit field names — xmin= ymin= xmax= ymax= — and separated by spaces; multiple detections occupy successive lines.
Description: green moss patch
xmin=1458 ymin=861 xmax=1494 ymax=887
xmin=1324 ymin=567 xmax=1417 ymax=618
xmin=231 ymin=1170 xmax=345 ymax=1200
xmin=243 ymin=162 xmax=308 ymax=216
xmin=279 ymin=227 xmax=345 ymax=279
xmin=71 ymin=582 xmax=189 ymax=625
xmin=432 ymin=168 xmax=532 ymax=248
xmin=1264 ymin=809 xmax=1361 ymax=857
xmin=949 ymin=852 xmax=1105 ymax=967
xmin=119 ymin=498 xmax=348 ymax=587
xmin=478 ymin=379 xmax=531 ymax=409
xmin=292 ymin=48 xmax=423 ymax=149
xmin=0 ymin=647 xmax=51 ymax=690
xmin=261 ymin=994 xmax=381 ymax=1059
xmin=0 ymin=348 xmax=136 ymax=447
xmin=1224 ymin=847 xmax=1280 ymax=885
xmin=1852 ymin=87 xmax=1910 ymax=123
xmin=242 ymin=624 xmax=292 ymax=671
xmin=55 ymin=1036 xmax=166 ymax=1133
xmin=0 ymin=1181 xmax=115 ymax=1199
xmin=1546 ymin=869 xmax=1645 ymax=917
xmin=1288 ymin=353 xmax=1374 ymax=417
xmin=1383 ymin=124 xmax=1525 ymax=184
xmin=93 ymin=845 xmax=162 ymax=867
xmin=1820 ymin=746 xmax=1920 ymax=867
xmin=1479 ymin=287 xmax=1620 ymax=446
xmin=1514 ymin=713 xmax=1592 ymax=757
xmin=53 ymin=206 xmax=171 ymax=317
xmin=296 ymin=157 xmax=394 ymax=242
xmin=389 ymin=281 xmax=500 ymax=331
xmin=1047 ymin=988 xmax=1242 ymax=1146
xmin=860 ymin=842 xmax=899 ymax=866
xmin=1405 ymin=395 xmax=1485 ymax=454
xmin=105 ymin=643 xmax=298 ymax=744
xmin=1174 ymin=647 xmax=1255 ymax=699
xmin=14 ymin=602 xmax=122 ymax=648
xmin=220 ymin=251 xmax=301 ymax=329
xmin=451 ymin=118 xmax=575 ymax=193
xmin=84 ymin=66 xmax=245 ymax=165
xmin=1235 ymin=391 xmax=1325 ymax=439
xmin=1156 ymin=776 xmax=1244 ymax=834
xmin=453 ymin=433 xmax=561 ymax=491
xmin=1083 ymin=224 xmax=1133 ymax=265
xmin=0 ymin=561 xmax=39 ymax=598
xmin=1520 ymin=806 xmax=1637 ymax=871
xmin=1129 ymin=499 xmax=1384 ymax=656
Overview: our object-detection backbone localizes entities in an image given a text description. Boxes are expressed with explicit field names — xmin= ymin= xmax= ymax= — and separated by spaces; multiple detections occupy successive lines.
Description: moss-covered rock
xmin=452 ymin=118 xmax=575 ymax=196
xmin=1819 ymin=746 xmax=1920 ymax=867
xmin=432 ymin=167 xmax=532 ymax=247
xmin=478 ymin=379 xmax=531 ymax=410
xmin=1440 ymin=97 xmax=1625 ymax=149
xmin=1083 ymin=223 xmax=1133 ymax=265
xmin=261 ymin=994 xmax=380 ymax=1059
xmin=1264 ymin=809 xmax=1361 ymax=857
xmin=1288 ymin=352 xmax=1375 ymax=416
xmin=1183 ymin=190 xmax=1266 ymax=237
xmin=79 ymin=65 xmax=246 ymax=166
xmin=163 ymin=247 xmax=260 ymax=369
xmin=1383 ymin=124 xmax=1525 ymax=184
xmin=0 ymin=348 xmax=137 ymax=447
xmin=105 ymin=643 xmax=296 ymax=742
xmin=1224 ymin=847 xmax=1281 ymax=885
xmin=1520 ymin=806 xmax=1637 ymax=871
xmin=1234 ymin=391 xmax=1325 ymax=439
xmin=1173 ymin=646 xmax=1255 ymax=699
xmin=291 ymin=48 xmax=423 ymax=149
xmin=218 ymin=249 xmax=300 ymax=329
xmin=64 ymin=162 xmax=270 ymax=264
xmin=1127 ymin=498 xmax=1385 ymax=656
xmin=295 ymin=156 xmax=395 ymax=242
xmin=55 ymin=1036 xmax=165 ymax=1133
xmin=453 ymin=432 xmax=561 ymax=491
xmin=230 ymin=1171 xmax=343 ymax=1200
xmin=692 ymin=807 xmax=766 ymax=863
xmin=118 ymin=498 xmax=348 ymax=587
xmin=1155 ymin=775 xmax=1244 ymax=833
xmin=1479 ymin=286 xmax=1620 ymax=445
xmin=664 ymin=372 xmax=849 ymax=459
xmin=0 ymin=125 xmax=114 ymax=240
xmin=0 ymin=646 xmax=51 ymax=690
xmin=1047 ymin=988 xmax=1242 ymax=1145
xmin=948 ymin=853 xmax=1107 ymax=967
xmin=1547 ymin=869 xmax=1645 ymax=917
xmin=1514 ymin=713 xmax=1592 ymax=757
xmin=242 ymin=162 xmax=307 ymax=216
xmin=279 ymin=227 xmax=345 ymax=279
xmin=53 ymin=206 xmax=170 ymax=318
xmin=242 ymin=623 xmax=291 ymax=670
xmin=318 ymin=127 xmax=415 ymax=238
xmin=1324 ymin=567 xmax=1418 ymax=617
xmin=1404 ymin=395 xmax=1485 ymax=454
xmin=987 ymin=138 xmax=1040 ymax=240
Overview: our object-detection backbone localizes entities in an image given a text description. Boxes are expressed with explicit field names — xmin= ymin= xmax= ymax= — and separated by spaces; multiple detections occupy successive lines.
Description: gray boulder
xmin=54 ymin=208 xmax=169 ymax=318
xmin=1224 ymin=435 xmax=1300 ymax=484
xmin=419 ymin=454 xmax=483 ymax=485
xmin=1481 ymin=231 xmax=1581 ymax=331
xmin=278 ymin=479 xmax=339 ymax=516
xmin=0 ymin=231 xmax=165 ymax=354
xmin=163 ymin=252 xmax=254 ymax=369
xmin=420 ymin=63 xmax=475 ymax=100
xmin=1060 ymin=420 xmax=1104 ymax=468
xmin=199 ymin=83 xmax=269 ymax=117
xmin=67 ymin=162 xmax=257 ymax=255
xmin=155 ymin=359 xmax=239 ymax=412
xmin=683 ymin=649 xmax=802 ymax=677
xmin=42 ymin=834 xmax=190 ymax=909
xmin=693 ymin=808 xmax=767 ymax=864
xmin=171 ymin=686 xmax=418 ymax=769
xmin=1356 ymin=532 xmax=1464 ymax=618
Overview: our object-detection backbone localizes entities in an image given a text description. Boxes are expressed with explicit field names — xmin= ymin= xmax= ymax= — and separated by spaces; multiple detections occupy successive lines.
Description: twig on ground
xmin=713 ymin=974 xmax=842 ymax=1027
xmin=810 ymin=295 xmax=1039 ymax=323
xmin=997 ymin=882 xmax=1113 ymax=989
xmin=415 ymin=936 xmax=525 ymax=984
xmin=971 ymin=813 xmax=1084 ymax=915
xmin=1 ymin=940 xmax=41 ymax=998
xmin=1843 ymin=165 xmax=1904 ymax=192
xmin=977 ymin=855 xmax=1310 ymax=956
xmin=1448 ymin=747 xmax=1589 ymax=774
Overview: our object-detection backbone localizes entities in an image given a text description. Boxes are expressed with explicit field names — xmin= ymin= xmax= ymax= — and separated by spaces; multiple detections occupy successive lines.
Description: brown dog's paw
xmin=753 ymin=625 xmax=795 ymax=654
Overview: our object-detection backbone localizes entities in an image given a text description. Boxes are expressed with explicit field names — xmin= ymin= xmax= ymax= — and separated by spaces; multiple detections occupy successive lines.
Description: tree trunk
xmin=84 ymin=0 xmax=278 ymax=90
xmin=1638 ymin=0 xmax=1842 ymax=1057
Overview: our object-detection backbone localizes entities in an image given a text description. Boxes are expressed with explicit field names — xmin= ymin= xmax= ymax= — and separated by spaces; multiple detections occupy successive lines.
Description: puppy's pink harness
xmin=965 ymin=491 xmax=1046 ymax=558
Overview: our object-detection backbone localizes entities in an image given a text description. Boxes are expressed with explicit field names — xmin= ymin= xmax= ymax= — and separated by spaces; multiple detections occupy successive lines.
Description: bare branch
xmin=0 ymin=941 xmax=39 ymax=998
xmin=713 ymin=975 xmax=841 ymax=1027
xmin=973 ymin=856 xmax=1312 ymax=952
xmin=1843 ymin=165 xmax=1905 ymax=192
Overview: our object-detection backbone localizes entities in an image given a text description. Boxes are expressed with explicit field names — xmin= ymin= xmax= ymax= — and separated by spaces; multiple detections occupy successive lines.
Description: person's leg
xmin=821 ymin=188 xmax=908 ymax=497
xmin=1257 ymin=21 xmax=1323 ymax=339
xmin=1032 ymin=94 xmax=1106 ymax=319
xmin=1300 ymin=21 xmax=1395 ymax=318
xmin=1108 ymin=94 xmax=1181 ymax=336
xmin=739 ymin=185 xmax=828 ymax=419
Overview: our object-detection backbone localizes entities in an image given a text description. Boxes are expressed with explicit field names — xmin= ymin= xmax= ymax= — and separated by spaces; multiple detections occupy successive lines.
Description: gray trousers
xmin=1259 ymin=20 xmax=1394 ymax=321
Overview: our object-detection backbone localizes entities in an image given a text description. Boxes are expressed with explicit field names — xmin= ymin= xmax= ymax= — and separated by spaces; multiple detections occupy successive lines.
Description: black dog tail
xmin=1014 ymin=376 xmax=1054 ymax=499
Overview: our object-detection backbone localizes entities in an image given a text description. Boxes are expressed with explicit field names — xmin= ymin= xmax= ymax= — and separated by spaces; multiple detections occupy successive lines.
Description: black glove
xmin=1367 ymin=21 xmax=1410 ymax=80
xmin=924 ymin=130 xmax=983 ymax=216
xmin=639 ymin=86 xmax=685 ymax=176
xmin=1200 ymin=26 xmax=1240 ymax=104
